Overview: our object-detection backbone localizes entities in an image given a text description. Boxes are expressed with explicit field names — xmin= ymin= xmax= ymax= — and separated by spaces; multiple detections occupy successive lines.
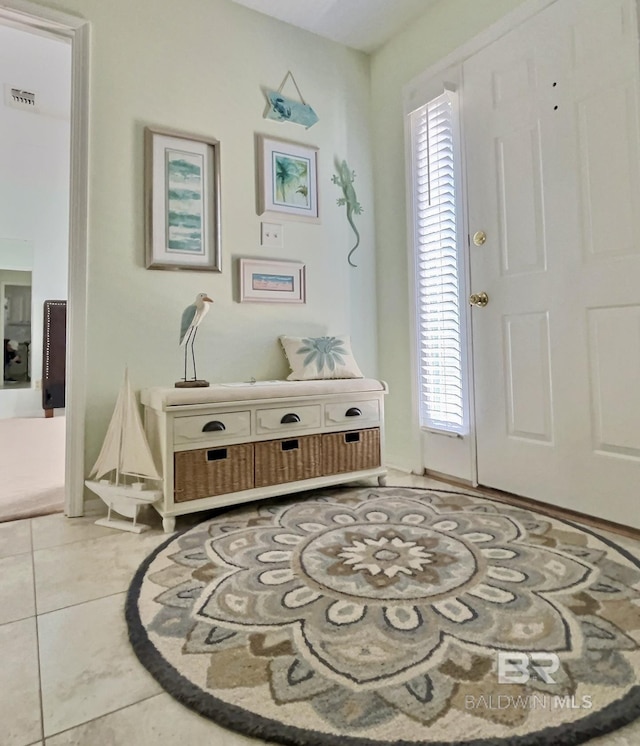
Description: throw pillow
xmin=279 ymin=335 xmax=364 ymax=380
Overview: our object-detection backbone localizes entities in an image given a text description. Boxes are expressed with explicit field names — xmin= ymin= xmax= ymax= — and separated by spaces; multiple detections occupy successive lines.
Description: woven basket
xmin=322 ymin=428 xmax=380 ymax=475
xmin=174 ymin=443 xmax=254 ymax=502
xmin=255 ymin=434 xmax=322 ymax=488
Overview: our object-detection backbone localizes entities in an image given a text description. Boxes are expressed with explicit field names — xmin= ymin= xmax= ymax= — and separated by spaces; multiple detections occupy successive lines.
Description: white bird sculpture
xmin=178 ymin=293 xmax=213 ymax=387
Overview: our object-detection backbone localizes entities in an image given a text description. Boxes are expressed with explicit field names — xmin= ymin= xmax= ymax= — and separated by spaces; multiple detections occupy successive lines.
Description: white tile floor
xmin=1 ymin=471 xmax=639 ymax=745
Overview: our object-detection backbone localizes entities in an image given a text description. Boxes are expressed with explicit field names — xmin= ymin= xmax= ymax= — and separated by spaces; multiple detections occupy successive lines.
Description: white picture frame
xmin=256 ymin=135 xmax=319 ymax=222
xmin=144 ymin=126 xmax=221 ymax=271
xmin=239 ymin=258 xmax=306 ymax=304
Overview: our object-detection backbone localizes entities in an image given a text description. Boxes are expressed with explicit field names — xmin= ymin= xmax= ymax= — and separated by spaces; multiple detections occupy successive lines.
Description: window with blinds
xmin=410 ymin=91 xmax=464 ymax=434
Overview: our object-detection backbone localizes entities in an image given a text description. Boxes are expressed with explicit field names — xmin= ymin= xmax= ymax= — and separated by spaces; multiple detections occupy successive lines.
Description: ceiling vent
xmin=4 ymin=84 xmax=39 ymax=112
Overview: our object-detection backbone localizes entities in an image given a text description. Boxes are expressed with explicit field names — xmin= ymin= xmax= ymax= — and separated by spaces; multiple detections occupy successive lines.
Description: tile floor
xmin=1 ymin=471 xmax=639 ymax=746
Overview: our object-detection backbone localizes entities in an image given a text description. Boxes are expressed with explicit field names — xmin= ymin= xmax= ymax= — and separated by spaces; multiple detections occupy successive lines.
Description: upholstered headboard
xmin=42 ymin=300 xmax=66 ymax=416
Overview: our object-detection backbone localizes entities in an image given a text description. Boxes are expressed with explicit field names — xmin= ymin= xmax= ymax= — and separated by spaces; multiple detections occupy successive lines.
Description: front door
xmin=464 ymin=0 xmax=640 ymax=527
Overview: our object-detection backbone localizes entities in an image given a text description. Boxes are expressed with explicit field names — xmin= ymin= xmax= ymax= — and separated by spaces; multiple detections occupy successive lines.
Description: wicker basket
xmin=174 ymin=443 xmax=254 ymax=502
xmin=255 ymin=435 xmax=322 ymax=488
xmin=322 ymin=428 xmax=380 ymax=475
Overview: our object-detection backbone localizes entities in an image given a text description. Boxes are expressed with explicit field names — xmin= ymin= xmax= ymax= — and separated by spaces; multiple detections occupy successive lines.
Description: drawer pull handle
xmin=202 ymin=420 xmax=226 ymax=432
xmin=281 ymin=439 xmax=299 ymax=451
xmin=345 ymin=432 xmax=361 ymax=444
xmin=280 ymin=413 xmax=301 ymax=424
xmin=345 ymin=407 xmax=362 ymax=417
xmin=207 ymin=448 xmax=228 ymax=461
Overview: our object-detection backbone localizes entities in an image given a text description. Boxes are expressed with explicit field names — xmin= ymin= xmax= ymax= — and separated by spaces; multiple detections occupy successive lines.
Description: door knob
xmin=473 ymin=231 xmax=487 ymax=246
xmin=469 ymin=292 xmax=489 ymax=307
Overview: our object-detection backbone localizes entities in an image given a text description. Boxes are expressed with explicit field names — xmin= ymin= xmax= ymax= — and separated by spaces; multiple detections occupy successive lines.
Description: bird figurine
xmin=176 ymin=293 xmax=213 ymax=388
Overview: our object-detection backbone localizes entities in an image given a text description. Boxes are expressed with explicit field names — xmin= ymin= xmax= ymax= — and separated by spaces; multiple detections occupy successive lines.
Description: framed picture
xmin=257 ymin=135 xmax=319 ymax=221
xmin=239 ymin=258 xmax=306 ymax=303
xmin=144 ymin=126 xmax=221 ymax=271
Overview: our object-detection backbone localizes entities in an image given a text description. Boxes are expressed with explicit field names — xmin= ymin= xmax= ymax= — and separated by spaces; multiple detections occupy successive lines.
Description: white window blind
xmin=410 ymin=91 xmax=464 ymax=433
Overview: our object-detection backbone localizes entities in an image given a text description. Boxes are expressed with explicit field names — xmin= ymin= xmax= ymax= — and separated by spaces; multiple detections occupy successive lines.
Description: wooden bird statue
xmin=176 ymin=293 xmax=213 ymax=388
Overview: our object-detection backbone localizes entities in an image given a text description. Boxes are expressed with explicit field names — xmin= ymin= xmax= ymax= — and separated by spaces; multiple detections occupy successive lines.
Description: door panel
xmin=464 ymin=0 xmax=640 ymax=528
xmin=577 ymin=83 xmax=640 ymax=259
xmin=587 ymin=305 xmax=640 ymax=458
xmin=503 ymin=312 xmax=553 ymax=443
xmin=496 ymin=125 xmax=547 ymax=275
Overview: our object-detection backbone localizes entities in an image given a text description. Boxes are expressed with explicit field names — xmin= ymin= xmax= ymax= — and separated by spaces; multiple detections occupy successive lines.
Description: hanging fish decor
xmin=332 ymin=159 xmax=363 ymax=267
xmin=264 ymin=71 xmax=319 ymax=129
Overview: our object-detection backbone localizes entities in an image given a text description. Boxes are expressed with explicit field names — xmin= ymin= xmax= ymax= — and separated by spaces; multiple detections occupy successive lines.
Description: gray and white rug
xmin=126 ymin=486 xmax=640 ymax=745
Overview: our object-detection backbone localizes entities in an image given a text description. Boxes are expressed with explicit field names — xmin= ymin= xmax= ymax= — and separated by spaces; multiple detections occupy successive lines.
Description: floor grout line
xmin=36 ymin=588 xmax=131 ymax=619
xmin=30 ymin=519 xmax=46 ymax=746
xmin=42 ymin=691 xmax=163 ymax=741
xmin=30 ymin=526 xmax=155 ymax=554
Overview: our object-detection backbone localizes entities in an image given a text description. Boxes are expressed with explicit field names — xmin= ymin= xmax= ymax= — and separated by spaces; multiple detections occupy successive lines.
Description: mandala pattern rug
xmin=126 ymin=486 xmax=640 ymax=745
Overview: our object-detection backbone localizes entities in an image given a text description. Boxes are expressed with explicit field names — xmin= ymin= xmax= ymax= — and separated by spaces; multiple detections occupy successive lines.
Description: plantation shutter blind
xmin=410 ymin=91 xmax=464 ymax=433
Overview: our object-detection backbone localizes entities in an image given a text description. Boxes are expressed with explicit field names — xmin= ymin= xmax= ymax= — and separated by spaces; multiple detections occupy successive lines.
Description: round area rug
xmin=126 ymin=486 xmax=640 ymax=745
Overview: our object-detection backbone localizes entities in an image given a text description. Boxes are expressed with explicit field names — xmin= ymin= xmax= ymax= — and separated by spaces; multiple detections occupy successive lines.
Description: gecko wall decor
xmin=332 ymin=159 xmax=363 ymax=268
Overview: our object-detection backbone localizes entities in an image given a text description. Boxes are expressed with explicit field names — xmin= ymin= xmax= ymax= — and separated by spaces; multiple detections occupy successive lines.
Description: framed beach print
xmin=144 ymin=126 xmax=221 ymax=271
xmin=257 ymin=135 xmax=319 ymax=221
xmin=239 ymin=258 xmax=306 ymax=303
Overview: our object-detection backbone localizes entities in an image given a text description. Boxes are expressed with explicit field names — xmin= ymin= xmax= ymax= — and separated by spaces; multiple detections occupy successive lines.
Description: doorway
xmin=0 ymin=0 xmax=89 ymax=518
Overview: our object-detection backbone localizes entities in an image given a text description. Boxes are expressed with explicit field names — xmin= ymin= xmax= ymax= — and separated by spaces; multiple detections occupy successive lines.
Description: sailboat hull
xmin=85 ymin=480 xmax=161 ymax=518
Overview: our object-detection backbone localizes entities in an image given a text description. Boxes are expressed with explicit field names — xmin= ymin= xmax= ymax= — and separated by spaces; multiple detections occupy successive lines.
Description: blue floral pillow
xmin=279 ymin=335 xmax=364 ymax=380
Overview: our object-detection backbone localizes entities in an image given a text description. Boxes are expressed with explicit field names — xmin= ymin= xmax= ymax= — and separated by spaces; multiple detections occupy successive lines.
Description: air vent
xmin=4 ymin=84 xmax=38 ymax=112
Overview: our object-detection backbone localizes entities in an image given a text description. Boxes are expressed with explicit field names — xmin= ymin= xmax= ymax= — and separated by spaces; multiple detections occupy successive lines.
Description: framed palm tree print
xmin=257 ymin=135 xmax=319 ymax=221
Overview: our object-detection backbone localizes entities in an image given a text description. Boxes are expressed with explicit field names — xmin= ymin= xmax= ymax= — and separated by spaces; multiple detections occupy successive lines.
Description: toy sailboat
xmin=85 ymin=369 xmax=161 ymax=533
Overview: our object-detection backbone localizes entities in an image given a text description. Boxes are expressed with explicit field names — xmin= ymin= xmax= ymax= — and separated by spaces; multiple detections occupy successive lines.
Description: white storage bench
xmin=141 ymin=379 xmax=388 ymax=532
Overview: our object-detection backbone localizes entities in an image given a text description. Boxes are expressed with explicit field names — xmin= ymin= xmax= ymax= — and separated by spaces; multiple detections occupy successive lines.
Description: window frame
xmin=409 ymin=89 xmax=465 ymax=435
xmin=404 ymin=68 xmax=476 ymax=482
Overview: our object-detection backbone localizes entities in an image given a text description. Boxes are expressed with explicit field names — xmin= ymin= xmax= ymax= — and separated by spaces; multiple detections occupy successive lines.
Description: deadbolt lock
xmin=469 ymin=292 xmax=489 ymax=307
xmin=473 ymin=231 xmax=487 ymax=246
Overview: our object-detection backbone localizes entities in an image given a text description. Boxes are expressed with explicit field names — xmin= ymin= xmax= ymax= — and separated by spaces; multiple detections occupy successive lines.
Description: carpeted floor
xmin=127 ymin=485 xmax=640 ymax=746
xmin=0 ymin=415 xmax=65 ymax=522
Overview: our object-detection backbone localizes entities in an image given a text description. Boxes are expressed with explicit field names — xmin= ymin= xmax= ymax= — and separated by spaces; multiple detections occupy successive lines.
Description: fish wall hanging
xmin=264 ymin=71 xmax=319 ymax=130
xmin=332 ymin=159 xmax=363 ymax=267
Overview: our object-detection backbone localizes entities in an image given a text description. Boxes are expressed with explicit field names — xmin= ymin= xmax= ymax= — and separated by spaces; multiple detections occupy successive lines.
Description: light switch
xmin=260 ymin=222 xmax=283 ymax=248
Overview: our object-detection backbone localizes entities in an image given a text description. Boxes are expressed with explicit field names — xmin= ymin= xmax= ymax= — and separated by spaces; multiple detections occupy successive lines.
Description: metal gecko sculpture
xmin=332 ymin=160 xmax=363 ymax=267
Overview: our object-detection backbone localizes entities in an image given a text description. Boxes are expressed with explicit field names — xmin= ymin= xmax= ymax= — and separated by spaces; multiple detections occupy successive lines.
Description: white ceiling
xmin=229 ymin=0 xmax=440 ymax=54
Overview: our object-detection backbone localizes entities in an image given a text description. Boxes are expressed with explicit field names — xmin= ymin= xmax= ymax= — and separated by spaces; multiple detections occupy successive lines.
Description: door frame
xmin=403 ymin=0 xmax=558 ymax=484
xmin=0 ymin=0 xmax=89 ymax=516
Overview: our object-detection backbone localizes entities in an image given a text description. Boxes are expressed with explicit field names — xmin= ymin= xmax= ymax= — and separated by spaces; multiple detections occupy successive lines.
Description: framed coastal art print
xmin=144 ymin=126 xmax=221 ymax=271
xmin=239 ymin=258 xmax=306 ymax=303
xmin=257 ymin=135 xmax=319 ymax=221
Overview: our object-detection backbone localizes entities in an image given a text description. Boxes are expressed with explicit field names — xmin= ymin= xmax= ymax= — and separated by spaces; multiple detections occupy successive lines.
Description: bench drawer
xmin=174 ymin=411 xmax=251 ymax=445
xmin=174 ymin=443 xmax=254 ymax=501
xmin=256 ymin=404 xmax=321 ymax=434
xmin=255 ymin=435 xmax=322 ymax=487
xmin=322 ymin=428 xmax=381 ymax=475
xmin=325 ymin=399 xmax=380 ymax=427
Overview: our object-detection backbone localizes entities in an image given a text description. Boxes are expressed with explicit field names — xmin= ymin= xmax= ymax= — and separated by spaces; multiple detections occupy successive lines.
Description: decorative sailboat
xmin=85 ymin=369 xmax=162 ymax=533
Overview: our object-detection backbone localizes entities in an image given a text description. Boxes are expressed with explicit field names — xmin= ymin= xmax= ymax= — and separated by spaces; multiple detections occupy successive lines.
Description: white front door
xmin=464 ymin=0 xmax=640 ymax=528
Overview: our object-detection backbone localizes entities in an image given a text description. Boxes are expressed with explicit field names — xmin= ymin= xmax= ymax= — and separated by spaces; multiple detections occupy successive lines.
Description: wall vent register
xmin=5 ymin=84 xmax=38 ymax=111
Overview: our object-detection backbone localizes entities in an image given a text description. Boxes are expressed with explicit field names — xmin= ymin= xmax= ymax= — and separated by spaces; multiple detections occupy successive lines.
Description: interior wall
xmin=0 ymin=24 xmax=71 ymax=418
xmin=370 ymin=0 xmax=528 ymax=471
xmin=37 ymin=0 xmax=378 ymax=471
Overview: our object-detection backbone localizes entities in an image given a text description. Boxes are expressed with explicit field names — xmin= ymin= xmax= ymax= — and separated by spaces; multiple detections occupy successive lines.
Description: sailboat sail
xmin=89 ymin=369 xmax=160 ymax=481
xmin=121 ymin=374 xmax=160 ymax=479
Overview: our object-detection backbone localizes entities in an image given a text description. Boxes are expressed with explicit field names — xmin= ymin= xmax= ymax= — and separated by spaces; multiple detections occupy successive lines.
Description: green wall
xmin=34 ymin=0 xmax=379 ymax=470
